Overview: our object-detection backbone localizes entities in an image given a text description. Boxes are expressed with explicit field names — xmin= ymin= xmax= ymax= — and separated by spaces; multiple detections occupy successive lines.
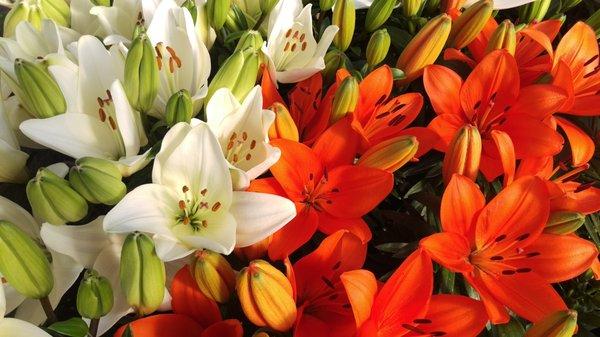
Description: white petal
xmin=353 ymin=0 xmax=373 ymax=9
xmin=1 ymin=283 xmax=25 ymax=316
xmin=276 ymin=65 xmax=326 ymax=84
xmin=152 ymin=122 xmax=192 ymax=184
xmin=45 ymin=162 xmax=69 ymax=178
xmin=115 ymin=150 xmax=152 ymax=177
xmin=0 ymin=318 xmax=51 ymax=337
xmin=205 ymin=88 xmax=240 ymax=130
xmin=482 ymin=0 xmax=536 ymax=9
xmin=47 ymin=64 xmax=79 ymax=115
xmin=231 ymin=191 xmax=296 ymax=247
xmin=0 ymin=140 xmax=28 ymax=184
xmin=70 ymin=0 xmax=104 ymax=36
xmin=110 ymin=80 xmax=140 ymax=157
xmin=171 ymin=211 xmax=237 ymax=255
xmin=267 ymin=0 xmax=303 ymax=38
xmin=313 ymin=25 xmax=339 ymax=61
xmin=153 ymin=234 xmax=195 ymax=262
xmin=0 ymin=283 xmax=5 ymax=318
xmin=0 ymin=195 xmax=39 ymax=239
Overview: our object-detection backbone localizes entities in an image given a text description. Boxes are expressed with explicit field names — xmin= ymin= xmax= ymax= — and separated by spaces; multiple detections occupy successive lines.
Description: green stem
xmin=89 ymin=318 xmax=100 ymax=337
xmin=39 ymin=296 xmax=57 ymax=324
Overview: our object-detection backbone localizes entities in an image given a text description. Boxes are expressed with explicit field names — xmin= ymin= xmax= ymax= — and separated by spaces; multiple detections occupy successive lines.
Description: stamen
xmin=554 ymin=163 xmax=590 ymax=183
xmin=178 ymin=200 xmax=186 ymax=210
xmin=212 ymin=202 xmax=221 ymax=212
xmin=98 ymin=108 xmax=106 ymax=122
xmin=413 ymin=319 xmax=432 ymax=324
xmin=321 ymin=276 xmax=335 ymax=289
xmin=250 ymin=140 xmax=256 ymax=149
xmin=516 ymin=233 xmax=530 ymax=241
xmin=108 ymin=116 xmax=117 ymax=130
xmin=201 ymin=188 xmax=207 ymax=196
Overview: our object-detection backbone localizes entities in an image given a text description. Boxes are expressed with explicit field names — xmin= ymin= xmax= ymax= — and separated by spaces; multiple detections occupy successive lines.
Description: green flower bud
xmin=27 ymin=167 xmax=88 ymax=225
xmin=0 ymin=221 xmax=53 ymax=299
xmin=77 ymin=269 xmax=114 ymax=319
xmin=235 ymin=30 xmax=264 ymax=53
xmin=260 ymin=0 xmax=279 ymax=13
xmin=366 ymin=29 xmax=391 ymax=66
xmin=4 ymin=2 xmax=30 ymax=37
xmin=68 ymin=157 xmax=126 ymax=205
xmin=332 ymin=0 xmax=355 ymax=51
xmin=403 ymin=0 xmax=422 ymax=17
xmin=224 ymin=4 xmax=247 ymax=32
xmin=165 ymin=89 xmax=193 ymax=127
xmin=207 ymin=48 xmax=260 ymax=102
xmin=120 ymin=232 xmax=166 ymax=316
xmin=365 ymin=0 xmax=395 ymax=32
xmin=207 ymin=0 xmax=231 ymax=30
xmin=124 ymin=33 xmax=159 ymax=113
xmin=182 ymin=0 xmax=198 ymax=23
xmin=544 ymin=211 xmax=585 ymax=235
xmin=518 ymin=0 xmax=551 ymax=24
xmin=322 ymin=49 xmax=349 ymax=86
xmin=4 ymin=0 xmax=69 ymax=37
xmin=586 ymin=9 xmax=600 ymax=39
xmin=330 ymin=76 xmax=359 ymax=123
xmin=39 ymin=0 xmax=70 ymax=27
xmin=485 ymin=20 xmax=516 ymax=55
xmin=448 ymin=0 xmax=493 ymax=49
xmin=320 ymin=0 xmax=336 ymax=11
xmin=14 ymin=58 xmax=66 ymax=119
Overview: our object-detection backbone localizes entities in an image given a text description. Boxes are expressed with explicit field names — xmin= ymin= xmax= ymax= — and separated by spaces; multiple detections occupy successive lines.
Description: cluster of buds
xmin=69 ymin=157 xmax=127 ymax=205
xmin=14 ymin=58 xmax=66 ymax=119
xmin=192 ymin=249 xmax=236 ymax=303
xmin=4 ymin=0 xmax=70 ymax=36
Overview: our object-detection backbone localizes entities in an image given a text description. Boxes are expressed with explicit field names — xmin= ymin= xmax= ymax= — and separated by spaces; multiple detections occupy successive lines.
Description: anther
xmin=212 ymin=202 xmax=221 ymax=212
xmin=108 ymin=116 xmax=117 ymax=130
xmin=178 ymin=200 xmax=186 ymax=210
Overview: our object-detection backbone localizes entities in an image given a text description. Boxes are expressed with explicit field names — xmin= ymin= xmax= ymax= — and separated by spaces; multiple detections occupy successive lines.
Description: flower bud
xmin=165 ymin=90 xmax=193 ymax=127
xmin=124 ymin=33 xmax=159 ymax=113
xmin=268 ymin=103 xmax=299 ymax=141
xmin=322 ymin=50 xmax=349 ymax=86
xmin=4 ymin=0 xmax=69 ymax=37
xmin=207 ymin=49 xmax=260 ymax=102
xmin=234 ymin=236 xmax=271 ymax=262
xmin=77 ymin=269 xmax=114 ymax=319
xmin=260 ymin=0 xmax=279 ymax=13
xmin=27 ymin=167 xmax=88 ymax=225
xmin=330 ymin=76 xmax=359 ymax=124
xmin=224 ymin=4 xmax=246 ymax=32
xmin=448 ymin=0 xmax=493 ymax=49
xmin=235 ymin=30 xmax=264 ymax=53
xmin=120 ymin=232 xmax=166 ymax=316
xmin=14 ymin=58 xmax=66 ymax=118
xmin=365 ymin=0 xmax=395 ymax=32
xmin=182 ymin=0 xmax=198 ymax=23
xmin=396 ymin=14 xmax=452 ymax=84
xmin=518 ymin=0 xmax=551 ymax=24
xmin=442 ymin=125 xmax=482 ymax=185
xmin=237 ymin=260 xmax=296 ymax=332
xmin=68 ymin=157 xmax=126 ymax=205
xmin=4 ymin=2 xmax=30 ymax=37
xmin=207 ymin=0 xmax=231 ymax=30
xmin=366 ymin=29 xmax=391 ymax=67
xmin=320 ymin=0 xmax=336 ymax=11
xmin=39 ymin=0 xmax=70 ymax=27
xmin=403 ymin=0 xmax=423 ymax=17
xmin=524 ymin=310 xmax=577 ymax=337
xmin=544 ymin=211 xmax=585 ymax=235
xmin=358 ymin=136 xmax=418 ymax=172
xmin=485 ymin=20 xmax=516 ymax=56
xmin=192 ymin=250 xmax=236 ymax=303
xmin=0 ymin=221 xmax=53 ymax=299
xmin=332 ymin=0 xmax=356 ymax=52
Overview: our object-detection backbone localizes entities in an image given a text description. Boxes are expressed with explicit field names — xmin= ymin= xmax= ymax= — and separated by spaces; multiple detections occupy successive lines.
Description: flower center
xmin=225 ymin=131 xmax=257 ymax=168
xmin=175 ymin=185 xmax=222 ymax=232
xmin=155 ymin=42 xmax=183 ymax=97
xmin=96 ymin=89 xmax=126 ymax=157
xmin=274 ymin=27 xmax=310 ymax=70
xmin=301 ymin=169 xmax=339 ymax=211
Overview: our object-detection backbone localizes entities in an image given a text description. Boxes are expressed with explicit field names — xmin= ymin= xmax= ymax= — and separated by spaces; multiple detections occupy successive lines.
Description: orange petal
xmin=551 ymin=183 xmax=600 ymax=214
xmin=114 ymin=314 xmax=204 ymax=337
xmin=356 ymin=65 xmax=393 ymax=125
xmin=441 ymin=174 xmax=485 ymax=238
xmin=490 ymin=130 xmax=515 ymax=186
xmin=200 ymin=320 xmax=243 ymax=337
xmin=515 ymin=156 xmax=554 ymax=180
xmin=569 ymin=94 xmax=600 ymax=116
xmin=464 ymin=273 xmax=510 ymax=324
xmin=171 ymin=266 xmax=222 ymax=328
xmin=312 ymin=115 xmax=360 ymax=168
xmin=420 ymin=233 xmax=473 ymax=273
xmin=395 ymin=126 xmax=440 ymax=158
xmin=268 ymin=207 xmax=319 ymax=261
xmin=293 ymin=306 xmax=330 ymax=337
xmin=443 ymin=48 xmax=477 ymax=67
xmin=363 ymin=93 xmax=424 ymax=147
xmin=341 ymin=269 xmax=378 ymax=329
xmin=508 ymin=84 xmax=567 ymax=119
xmin=317 ymin=214 xmax=372 ymax=244
xmin=428 ymin=114 xmax=469 ymax=152
xmin=247 ymin=177 xmax=288 ymax=197
xmin=555 ymin=116 xmax=595 ymax=167
xmin=517 ymin=27 xmax=555 ymax=62
xmin=551 ymin=60 xmax=575 ymax=111
xmin=553 ymin=21 xmax=599 ymax=72
xmin=261 ymin=67 xmax=285 ymax=109
xmin=424 ymin=65 xmax=463 ymax=116
xmin=497 ymin=114 xmax=564 ymax=158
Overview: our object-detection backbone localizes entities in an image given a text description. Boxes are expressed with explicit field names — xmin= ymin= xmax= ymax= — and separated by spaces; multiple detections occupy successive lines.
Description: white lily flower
xmin=463 ymin=0 xmax=535 ymax=9
xmin=264 ymin=1 xmax=338 ymax=84
xmin=40 ymin=217 xmax=177 ymax=336
xmin=19 ymin=35 xmax=150 ymax=176
xmin=0 ymin=194 xmax=82 ymax=327
xmin=0 ymin=96 xmax=28 ymax=183
xmin=146 ymin=0 xmax=211 ymax=118
xmin=91 ymin=0 xmax=142 ymax=45
xmin=104 ymin=121 xmax=296 ymax=260
xmin=206 ymin=86 xmax=280 ymax=190
xmin=0 ymin=286 xmax=52 ymax=337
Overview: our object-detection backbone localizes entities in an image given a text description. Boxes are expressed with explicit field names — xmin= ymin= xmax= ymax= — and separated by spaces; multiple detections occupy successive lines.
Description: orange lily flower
xmin=114 ymin=267 xmax=243 ymax=337
xmin=420 ymin=174 xmax=598 ymax=324
xmin=425 ymin=50 xmax=566 ymax=182
xmin=286 ymin=230 xmax=367 ymax=337
xmin=340 ymin=249 xmax=489 ymax=337
xmin=250 ymin=138 xmax=393 ymax=260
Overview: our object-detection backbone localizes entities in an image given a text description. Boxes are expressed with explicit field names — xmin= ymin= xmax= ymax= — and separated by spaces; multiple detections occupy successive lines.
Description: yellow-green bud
xmin=0 ymin=221 xmax=53 ymax=299
xmin=14 ymin=58 xmax=66 ymax=119
xmin=524 ymin=310 xmax=577 ymax=337
xmin=330 ymin=76 xmax=359 ymax=124
xmin=192 ymin=250 xmax=236 ymax=303
xmin=260 ymin=0 xmax=279 ymax=13
xmin=39 ymin=0 xmax=70 ymax=27
xmin=365 ymin=0 xmax=395 ymax=32
xmin=544 ymin=211 xmax=585 ymax=235
xmin=207 ymin=0 xmax=231 ymax=30
xmin=366 ymin=29 xmax=391 ymax=67
xmin=4 ymin=0 xmax=69 ymax=37
xmin=322 ymin=50 xmax=348 ymax=85
xmin=4 ymin=2 xmax=30 ymax=37
xmin=77 ymin=269 xmax=114 ymax=319
xmin=448 ymin=0 xmax=493 ymax=49
xmin=120 ymin=232 xmax=166 ymax=316
xmin=320 ymin=0 xmax=336 ymax=11
xmin=124 ymin=33 xmax=159 ymax=113
xmin=224 ymin=4 xmax=247 ymax=32
xmin=518 ymin=0 xmax=551 ymax=24
xmin=235 ymin=30 xmax=264 ymax=53
xmin=357 ymin=136 xmax=418 ymax=172
xmin=27 ymin=167 xmax=88 ymax=225
xmin=332 ymin=0 xmax=355 ymax=52
xmin=68 ymin=157 xmax=126 ymax=205
xmin=207 ymin=49 xmax=260 ymax=102
xmin=485 ymin=20 xmax=516 ymax=56
xmin=165 ymin=89 xmax=193 ymax=127
xmin=182 ymin=0 xmax=198 ymax=23
xmin=403 ymin=0 xmax=422 ymax=17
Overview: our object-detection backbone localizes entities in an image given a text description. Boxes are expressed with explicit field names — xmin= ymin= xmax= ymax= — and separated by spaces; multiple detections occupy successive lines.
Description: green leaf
xmin=47 ymin=318 xmax=88 ymax=337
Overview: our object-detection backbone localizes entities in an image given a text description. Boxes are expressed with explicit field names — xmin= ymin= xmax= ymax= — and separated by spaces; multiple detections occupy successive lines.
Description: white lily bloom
xmin=354 ymin=0 xmax=373 ymax=8
xmin=0 ymin=97 xmax=28 ymax=183
xmin=91 ymin=0 xmax=142 ymax=45
xmin=104 ymin=121 xmax=296 ymax=260
xmin=0 ymin=286 xmax=52 ymax=337
xmin=19 ymin=35 xmax=150 ymax=176
xmin=146 ymin=0 xmax=211 ymax=118
xmin=463 ymin=0 xmax=535 ymax=9
xmin=206 ymin=86 xmax=280 ymax=190
xmin=264 ymin=1 xmax=338 ymax=84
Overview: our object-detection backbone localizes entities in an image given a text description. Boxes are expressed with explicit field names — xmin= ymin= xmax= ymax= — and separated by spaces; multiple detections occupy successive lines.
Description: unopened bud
xmin=14 ymin=58 xmax=66 ymax=118
xmin=332 ymin=0 xmax=356 ymax=51
xmin=237 ymin=260 xmax=296 ymax=332
xmin=192 ymin=250 xmax=236 ymax=303
xmin=260 ymin=0 xmax=279 ymax=13
xmin=485 ymin=20 xmax=516 ymax=56
xmin=207 ymin=49 xmax=260 ymax=102
xmin=330 ymin=76 xmax=359 ymax=124
xmin=366 ymin=29 xmax=391 ymax=66
xmin=235 ymin=30 xmax=264 ymax=53
xmin=320 ymin=0 xmax=336 ymax=11
xmin=544 ymin=211 xmax=585 ymax=235
xmin=182 ymin=0 xmax=198 ymax=23
xmin=322 ymin=50 xmax=349 ymax=86
xmin=77 ymin=269 xmax=114 ymax=319
xmin=124 ymin=33 xmax=159 ymax=113
xmin=165 ymin=90 xmax=193 ymax=127
xmin=69 ymin=157 xmax=126 ymax=205
xmin=207 ymin=0 xmax=231 ymax=30
xmin=268 ymin=103 xmax=299 ymax=141
xmin=120 ymin=232 xmax=166 ymax=316
xmin=4 ymin=0 xmax=69 ymax=36
xmin=403 ymin=0 xmax=423 ymax=17
xmin=448 ymin=0 xmax=493 ymax=49
xmin=442 ymin=125 xmax=482 ymax=185
xmin=234 ymin=236 xmax=271 ymax=262
xmin=4 ymin=2 xmax=30 ymax=37
xmin=524 ymin=310 xmax=577 ymax=337
xmin=0 ymin=221 xmax=53 ymax=299
xmin=365 ymin=0 xmax=395 ymax=32
xmin=358 ymin=136 xmax=418 ymax=172
xmin=39 ymin=0 xmax=70 ymax=27
xmin=518 ymin=0 xmax=551 ymax=24
xmin=27 ymin=167 xmax=88 ymax=225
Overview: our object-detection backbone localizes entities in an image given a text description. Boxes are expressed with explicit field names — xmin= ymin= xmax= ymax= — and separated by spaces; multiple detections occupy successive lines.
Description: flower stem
xmin=39 ymin=296 xmax=56 ymax=324
xmin=89 ymin=318 xmax=100 ymax=337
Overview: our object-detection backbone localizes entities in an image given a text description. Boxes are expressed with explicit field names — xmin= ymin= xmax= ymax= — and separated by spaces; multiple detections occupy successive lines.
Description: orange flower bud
xmin=234 ymin=236 xmax=271 ymax=262
xmin=448 ymin=0 xmax=493 ymax=49
xmin=237 ymin=260 xmax=297 ymax=332
xmin=442 ymin=125 xmax=482 ymax=185
xmin=524 ymin=310 xmax=577 ymax=337
xmin=544 ymin=211 xmax=585 ymax=235
xmin=357 ymin=136 xmax=419 ymax=172
xmin=192 ymin=250 xmax=236 ymax=303
xmin=485 ymin=20 xmax=516 ymax=55
xmin=330 ymin=76 xmax=359 ymax=124
xmin=396 ymin=14 xmax=452 ymax=84
xmin=268 ymin=103 xmax=299 ymax=142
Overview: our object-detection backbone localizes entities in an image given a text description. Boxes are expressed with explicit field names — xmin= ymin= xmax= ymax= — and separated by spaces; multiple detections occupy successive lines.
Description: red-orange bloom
xmin=250 ymin=138 xmax=393 ymax=260
xmin=340 ymin=249 xmax=488 ymax=337
xmin=425 ymin=50 xmax=566 ymax=181
xmin=420 ymin=174 xmax=598 ymax=324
